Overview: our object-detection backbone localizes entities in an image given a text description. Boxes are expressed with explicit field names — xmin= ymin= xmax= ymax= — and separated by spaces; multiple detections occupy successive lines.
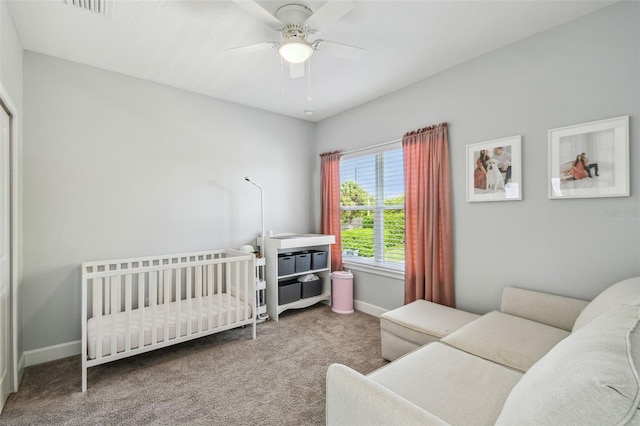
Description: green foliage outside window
xmin=340 ymin=181 xmax=405 ymax=263
xmin=341 ymin=228 xmax=374 ymax=258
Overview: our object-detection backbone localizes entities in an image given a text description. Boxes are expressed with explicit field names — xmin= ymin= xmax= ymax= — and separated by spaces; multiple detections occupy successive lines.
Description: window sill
xmin=342 ymin=261 xmax=405 ymax=280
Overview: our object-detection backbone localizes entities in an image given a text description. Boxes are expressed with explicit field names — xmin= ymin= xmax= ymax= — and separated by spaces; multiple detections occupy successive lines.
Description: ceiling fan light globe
xmin=279 ymin=40 xmax=313 ymax=64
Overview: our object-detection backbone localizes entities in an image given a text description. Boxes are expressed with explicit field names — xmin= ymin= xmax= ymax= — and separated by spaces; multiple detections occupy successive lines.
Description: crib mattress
xmin=87 ymin=294 xmax=251 ymax=359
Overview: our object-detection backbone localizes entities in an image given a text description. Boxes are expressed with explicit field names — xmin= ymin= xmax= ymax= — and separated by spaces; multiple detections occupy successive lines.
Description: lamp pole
xmin=244 ymin=177 xmax=265 ymax=257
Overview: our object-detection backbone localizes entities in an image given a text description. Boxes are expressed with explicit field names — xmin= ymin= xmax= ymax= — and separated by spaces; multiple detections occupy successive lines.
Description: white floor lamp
xmin=244 ymin=176 xmax=265 ymax=257
xmin=244 ymin=176 xmax=269 ymax=321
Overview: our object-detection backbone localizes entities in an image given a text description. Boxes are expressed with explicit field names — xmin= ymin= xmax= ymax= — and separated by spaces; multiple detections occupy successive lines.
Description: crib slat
xmin=104 ymin=275 xmax=110 ymax=315
xmin=238 ymin=259 xmax=243 ymax=321
xmin=110 ymin=276 xmax=118 ymax=356
xmin=196 ymin=265 xmax=203 ymax=332
xmin=207 ymin=264 xmax=213 ymax=330
xmin=226 ymin=263 xmax=232 ymax=326
xmin=238 ymin=259 xmax=244 ymax=321
xmin=176 ymin=267 xmax=182 ymax=337
xmin=158 ymin=265 xmax=164 ymax=305
xmin=164 ymin=269 xmax=170 ymax=342
xmin=113 ymin=272 xmax=121 ymax=313
xmin=186 ymin=266 xmax=192 ymax=335
xmin=150 ymin=270 xmax=158 ymax=344
xmin=217 ymin=262 xmax=223 ymax=328
xmin=234 ymin=260 xmax=240 ymax=324
xmin=244 ymin=259 xmax=250 ymax=321
xmin=247 ymin=258 xmax=251 ymax=321
xmin=240 ymin=258 xmax=245 ymax=321
xmin=93 ymin=278 xmax=103 ymax=359
xmin=125 ymin=274 xmax=132 ymax=351
xmin=138 ymin=272 xmax=145 ymax=350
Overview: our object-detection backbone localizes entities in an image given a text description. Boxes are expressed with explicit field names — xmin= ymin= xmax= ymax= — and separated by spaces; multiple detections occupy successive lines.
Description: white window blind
xmin=340 ymin=146 xmax=404 ymax=270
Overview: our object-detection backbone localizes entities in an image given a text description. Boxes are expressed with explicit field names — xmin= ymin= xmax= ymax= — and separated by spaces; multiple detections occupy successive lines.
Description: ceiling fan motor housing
xmin=276 ymin=4 xmax=313 ymax=29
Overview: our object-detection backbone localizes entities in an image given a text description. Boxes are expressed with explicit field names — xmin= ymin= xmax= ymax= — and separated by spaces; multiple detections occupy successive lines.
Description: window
xmin=340 ymin=145 xmax=404 ymax=271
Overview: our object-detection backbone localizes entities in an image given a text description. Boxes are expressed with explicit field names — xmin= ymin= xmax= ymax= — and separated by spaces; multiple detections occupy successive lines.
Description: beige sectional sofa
xmin=326 ymin=276 xmax=640 ymax=425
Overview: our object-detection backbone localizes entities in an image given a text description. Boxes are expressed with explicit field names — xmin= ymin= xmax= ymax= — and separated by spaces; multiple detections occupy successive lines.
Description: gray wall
xmin=22 ymin=53 xmax=315 ymax=351
xmin=315 ymin=1 xmax=640 ymax=314
xmin=1 ymin=0 xmax=24 ymax=369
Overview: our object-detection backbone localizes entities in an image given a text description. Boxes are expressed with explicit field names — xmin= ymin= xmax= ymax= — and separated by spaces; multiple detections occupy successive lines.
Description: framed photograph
xmin=466 ymin=135 xmax=522 ymax=202
xmin=548 ymin=116 xmax=629 ymax=199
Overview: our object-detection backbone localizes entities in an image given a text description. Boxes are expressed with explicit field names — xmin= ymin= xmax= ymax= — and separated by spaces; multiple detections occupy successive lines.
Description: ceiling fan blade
xmin=289 ymin=62 xmax=305 ymax=79
xmin=305 ymin=0 xmax=354 ymax=31
xmin=232 ymin=0 xmax=283 ymax=30
xmin=226 ymin=42 xmax=277 ymax=56
xmin=313 ymin=40 xmax=363 ymax=60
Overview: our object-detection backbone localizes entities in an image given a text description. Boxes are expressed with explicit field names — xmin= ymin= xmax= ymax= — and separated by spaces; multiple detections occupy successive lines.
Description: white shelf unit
xmin=262 ymin=234 xmax=335 ymax=322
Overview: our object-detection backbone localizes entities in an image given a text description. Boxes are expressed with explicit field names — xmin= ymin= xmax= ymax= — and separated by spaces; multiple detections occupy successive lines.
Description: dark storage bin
xmin=278 ymin=279 xmax=301 ymax=305
xmin=294 ymin=252 xmax=311 ymax=273
xmin=278 ymin=253 xmax=295 ymax=276
xmin=301 ymin=278 xmax=322 ymax=298
xmin=310 ymin=251 xmax=327 ymax=270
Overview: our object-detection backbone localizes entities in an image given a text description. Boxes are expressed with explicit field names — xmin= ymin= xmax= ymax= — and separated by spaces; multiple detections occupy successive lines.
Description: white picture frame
xmin=548 ymin=116 xmax=629 ymax=199
xmin=466 ymin=135 xmax=522 ymax=202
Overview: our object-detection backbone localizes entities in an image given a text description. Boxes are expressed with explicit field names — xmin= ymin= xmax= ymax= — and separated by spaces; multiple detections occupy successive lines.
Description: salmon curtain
xmin=403 ymin=123 xmax=454 ymax=307
xmin=319 ymin=150 xmax=343 ymax=271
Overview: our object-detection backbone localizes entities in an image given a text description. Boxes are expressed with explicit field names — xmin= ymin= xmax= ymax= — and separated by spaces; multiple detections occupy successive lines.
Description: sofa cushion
xmin=499 ymin=286 xmax=588 ymax=331
xmin=380 ymin=299 xmax=480 ymax=344
xmin=572 ymin=276 xmax=640 ymax=331
xmin=368 ymin=342 xmax=523 ymax=425
xmin=379 ymin=300 xmax=480 ymax=361
xmin=441 ymin=311 xmax=569 ymax=372
xmin=496 ymin=304 xmax=640 ymax=426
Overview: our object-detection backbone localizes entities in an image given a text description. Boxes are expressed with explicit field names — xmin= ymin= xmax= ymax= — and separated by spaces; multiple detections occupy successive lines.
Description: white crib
xmin=81 ymin=249 xmax=256 ymax=392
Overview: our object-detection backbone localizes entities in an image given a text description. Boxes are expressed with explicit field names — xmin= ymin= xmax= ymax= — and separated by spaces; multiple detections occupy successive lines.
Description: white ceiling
xmin=8 ymin=0 xmax=616 ymax=122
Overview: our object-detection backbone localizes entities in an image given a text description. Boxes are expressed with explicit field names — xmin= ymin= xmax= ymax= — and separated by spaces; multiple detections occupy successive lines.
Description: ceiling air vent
xmin=64 ymin=0 xmax=111 ymax=17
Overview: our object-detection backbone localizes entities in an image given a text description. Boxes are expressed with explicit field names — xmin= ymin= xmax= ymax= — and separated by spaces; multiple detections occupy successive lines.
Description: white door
xmin=0 ymin=105 xmax=11 ymax=412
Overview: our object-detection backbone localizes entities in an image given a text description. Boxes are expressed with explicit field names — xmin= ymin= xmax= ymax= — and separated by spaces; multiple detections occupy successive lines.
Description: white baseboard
xmin=354 ymin=299 xmax=388 ymax=318
xmin=24 ymin=340 xmax=81 ymax=367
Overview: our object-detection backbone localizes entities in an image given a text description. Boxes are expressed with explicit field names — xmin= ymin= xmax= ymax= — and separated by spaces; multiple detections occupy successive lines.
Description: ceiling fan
xmin=227 ymin=0 xmax=364 ymax=79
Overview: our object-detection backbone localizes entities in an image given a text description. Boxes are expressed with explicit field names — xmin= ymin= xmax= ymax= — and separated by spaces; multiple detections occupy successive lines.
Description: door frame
xmin=0 ymin=82 xmax=19 ymax=394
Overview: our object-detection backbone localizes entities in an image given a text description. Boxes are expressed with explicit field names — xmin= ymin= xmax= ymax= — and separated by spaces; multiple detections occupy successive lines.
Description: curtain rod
xmin=341 ymin=138 xmax=402 ymax=156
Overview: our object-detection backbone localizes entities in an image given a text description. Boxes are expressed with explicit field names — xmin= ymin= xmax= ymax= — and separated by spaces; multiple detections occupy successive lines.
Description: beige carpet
xmin=1 ymin=304 xmax=387 ymax=425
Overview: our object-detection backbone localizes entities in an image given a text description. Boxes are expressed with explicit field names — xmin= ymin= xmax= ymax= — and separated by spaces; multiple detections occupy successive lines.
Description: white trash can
xmin=331 ymin=271 xmax=354 ymax=314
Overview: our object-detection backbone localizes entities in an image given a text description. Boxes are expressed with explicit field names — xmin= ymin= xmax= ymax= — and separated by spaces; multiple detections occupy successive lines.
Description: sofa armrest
xmin=326 ymin=363 xmax=448 ymax=426
xmin=500 ymin=287 xmax=589 ymax=331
